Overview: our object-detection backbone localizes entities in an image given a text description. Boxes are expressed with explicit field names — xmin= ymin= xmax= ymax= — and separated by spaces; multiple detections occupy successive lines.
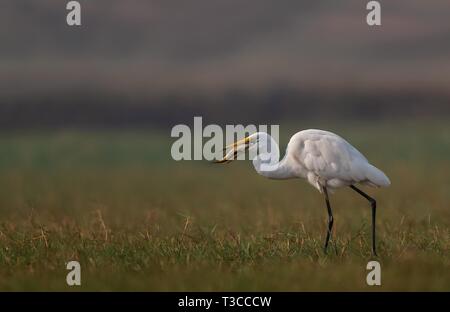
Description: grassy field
xmin=0 ymin=121 xmax=449 ymax=291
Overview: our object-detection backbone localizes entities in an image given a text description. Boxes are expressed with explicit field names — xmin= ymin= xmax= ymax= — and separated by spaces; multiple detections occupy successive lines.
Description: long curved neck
xmin=252 ymin=135 xmax=294 ymax=180
xmin=254 ymin=156 xmax=293 ymax=179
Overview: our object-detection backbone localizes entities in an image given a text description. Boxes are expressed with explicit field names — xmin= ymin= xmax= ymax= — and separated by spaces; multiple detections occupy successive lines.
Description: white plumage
xmin=215 ymin=129 xmax=390 ymax=255
xmin=282 ymin=129 xmax=390 ymax=192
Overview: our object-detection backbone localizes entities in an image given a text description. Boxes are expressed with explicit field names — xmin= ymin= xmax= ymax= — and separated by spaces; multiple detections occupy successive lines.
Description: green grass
xmin=0 ymin=121 xmax=449 ymax=291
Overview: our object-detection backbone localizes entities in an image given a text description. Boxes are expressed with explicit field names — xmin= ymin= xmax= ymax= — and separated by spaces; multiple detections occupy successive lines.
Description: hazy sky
xmin=1 ymin=0 xmax=450 ymax=97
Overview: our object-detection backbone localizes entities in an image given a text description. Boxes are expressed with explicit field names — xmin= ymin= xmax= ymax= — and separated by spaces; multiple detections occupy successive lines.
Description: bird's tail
xmin=365 ymin=164 xmax=391 ymax=187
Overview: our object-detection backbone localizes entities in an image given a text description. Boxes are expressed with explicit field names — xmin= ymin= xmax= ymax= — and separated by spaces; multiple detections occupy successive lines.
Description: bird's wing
xmin=296 ymin=131 xmax=370 ymax=184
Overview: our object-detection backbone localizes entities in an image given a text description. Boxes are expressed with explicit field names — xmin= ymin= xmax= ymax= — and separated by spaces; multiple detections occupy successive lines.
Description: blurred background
xmin=1 ymin=0 xmax=450 ymax=129
xmin=0 ymin=0 xmax=449 ymax=291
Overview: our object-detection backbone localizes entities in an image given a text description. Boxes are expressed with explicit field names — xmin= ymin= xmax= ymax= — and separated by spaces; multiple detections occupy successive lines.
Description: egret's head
xmin=214 ymin=132 xmax=264 ymax=163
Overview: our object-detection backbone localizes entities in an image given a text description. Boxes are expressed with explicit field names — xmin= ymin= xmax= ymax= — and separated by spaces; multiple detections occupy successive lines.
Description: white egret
xmin=215 ymin=130 xmax=390 ymax=255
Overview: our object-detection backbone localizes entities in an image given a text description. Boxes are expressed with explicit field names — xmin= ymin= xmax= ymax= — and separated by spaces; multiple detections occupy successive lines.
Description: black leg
xmin=350 ymin=185 xmax=377 ymax=256
xmin=322 ymin=186 xmax=334 ymax=253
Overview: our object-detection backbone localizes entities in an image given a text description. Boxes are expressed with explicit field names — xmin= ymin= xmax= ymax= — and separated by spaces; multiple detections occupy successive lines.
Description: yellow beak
xmin=214 ymin=136 xmax=250 ymax=163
